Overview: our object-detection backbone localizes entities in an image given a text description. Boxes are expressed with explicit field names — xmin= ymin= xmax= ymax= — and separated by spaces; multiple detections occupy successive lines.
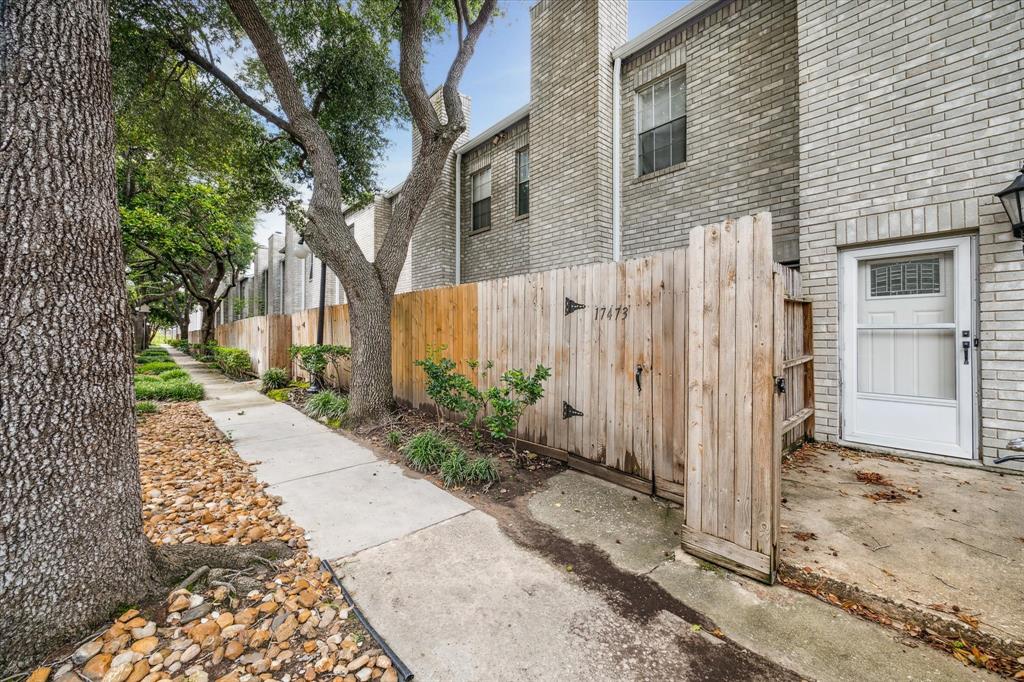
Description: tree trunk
xmin=179 ymin=319 xmax=190 ymax=341
xmin=0 ymin=0 xmax=155 ymax=671
xmin=200 ymin=301 xmax=218 ymax=346
xmin=346 ymin=289 xmax=394 ymax=422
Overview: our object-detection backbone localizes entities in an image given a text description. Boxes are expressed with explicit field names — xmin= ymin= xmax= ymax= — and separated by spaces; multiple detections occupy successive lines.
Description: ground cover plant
xmin=135 ymin=360 xmax=179 ymax=375
xmin=157 ymin=368 xmax=189 ymax=381
xmin=134 ymin=377 xmax=205 ymax=402
xmin=304 ymin=390 xmax=349 ymax=425
xmin=135 ymin=401 xmax=157 ymax=415
xmin=401 ymin=430 xmax=498 ymax=488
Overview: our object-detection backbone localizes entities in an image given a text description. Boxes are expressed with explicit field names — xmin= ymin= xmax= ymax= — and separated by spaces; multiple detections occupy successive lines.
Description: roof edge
xmin=612 ymin=0 xmax=724 ymax=60
xmin=455 ymin=103 xmax=531 ymax=156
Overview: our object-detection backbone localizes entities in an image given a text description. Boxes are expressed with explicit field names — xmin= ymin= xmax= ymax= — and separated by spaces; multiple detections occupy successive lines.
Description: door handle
xmin=962 ymin=340 xmax=970 ymax=365
xmin=635 ymin=364 xmax=643 ymax=393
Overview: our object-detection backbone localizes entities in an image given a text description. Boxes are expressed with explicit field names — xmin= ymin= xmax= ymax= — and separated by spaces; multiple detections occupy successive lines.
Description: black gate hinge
xmin=562 ymin=401 xmax=584 ymax=419
xmin=564 ymin=297 xmax=586 ymax=316
xmin=775 ymin=377 xmax=786 ymax=394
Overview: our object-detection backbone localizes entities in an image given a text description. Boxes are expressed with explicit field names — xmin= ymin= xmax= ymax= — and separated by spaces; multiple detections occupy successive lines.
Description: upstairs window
xmin=472 ymin=167 xmax=491 ymax=231
xmin=637 ymin=73 xmax=686 ymax=175
xmin=516 ymin=148 xmax=529 ymax=216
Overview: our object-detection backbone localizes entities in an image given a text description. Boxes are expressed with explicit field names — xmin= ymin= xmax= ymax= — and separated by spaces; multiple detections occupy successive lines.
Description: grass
xmin=134 ymin=378 xmax=204 ymax=401
xmin=136 ymin=361 xmax=178 ymax=375
xmin=438 ymin=449 xmax=470 ymax=487
xmin=266 ymin=387 xmax=293 ymax=402
xmin=464 ymin=456 xmax=499 ymax=484
xmin=303 ymin=390 xmax=349 ymax=422
xmin=260 ymin=367 xmax=290 ymax=392
xmin=402 ymin=431 xmax=457 ymax=473
xmin=158 ymin=368 xmax=189 ymax=381
xmin=386 ymin=430 xmax=403 ymax=448
xmin=134 ymin=374 xmax=161 ymax=383
xmin=135 ymin=401 xmax=157 ymax=415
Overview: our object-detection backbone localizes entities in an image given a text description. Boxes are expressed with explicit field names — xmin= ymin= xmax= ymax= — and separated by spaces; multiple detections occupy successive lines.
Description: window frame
xmin=635 ymin=71 xmax=687 ymax=177
xmin=471 ymin=166 xmax=492 ymax=232
xmin=515 ymin=147 xmax=529 ymax=217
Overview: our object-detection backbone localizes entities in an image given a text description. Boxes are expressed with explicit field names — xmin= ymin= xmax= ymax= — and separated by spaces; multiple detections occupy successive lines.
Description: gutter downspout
xmin=454 ymin=152 xmax=462 ymax=284
xmin=612 ymin=56 xmax=622 ymax=262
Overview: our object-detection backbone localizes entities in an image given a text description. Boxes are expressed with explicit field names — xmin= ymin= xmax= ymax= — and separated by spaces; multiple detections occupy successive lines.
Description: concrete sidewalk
xmin=172 ymin=349 xmax=992 ymax=681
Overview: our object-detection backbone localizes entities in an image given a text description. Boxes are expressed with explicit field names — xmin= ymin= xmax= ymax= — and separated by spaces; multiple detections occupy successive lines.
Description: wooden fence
xmin=200 ymin=213 xmax=813 ymax=582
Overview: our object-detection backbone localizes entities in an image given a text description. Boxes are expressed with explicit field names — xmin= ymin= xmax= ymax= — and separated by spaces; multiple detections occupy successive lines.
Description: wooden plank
xmin=670 ymin=247 xmax=688 ymax=490
xmin=567 ymin=453 xmax=651 ymax=496
xmin=780 ymin=407 xmax=814 ymax=434
xmin=651 ymin=252 xmax=668 ymax=487
xmin=700 ymin=222 xmax=721 ymax=536
xmin=685 ymin=227 xmax=705 ymax=528
xmin=783 ymin=354 xmax=813 ymax=369
xmin=733 ymin=215 xmax=754 ymax=549
xmin=750 ymin=213 xmax=775 ymax=556
xmin=679 ymin=527 xmax=772 ymax=583
xmin=717 ymin=219 xmax=736 ymax=541
xmin=772 ymin=270 xmax=784 ymax=574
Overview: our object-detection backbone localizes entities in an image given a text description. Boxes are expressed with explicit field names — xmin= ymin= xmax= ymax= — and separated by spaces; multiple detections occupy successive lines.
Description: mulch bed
xmin=30 ymin=403 xmax=398 ymax=682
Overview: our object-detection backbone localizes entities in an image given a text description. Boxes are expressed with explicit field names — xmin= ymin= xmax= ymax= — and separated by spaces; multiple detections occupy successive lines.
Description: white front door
xmin=840 ymin=236 xmax=975 ymax=458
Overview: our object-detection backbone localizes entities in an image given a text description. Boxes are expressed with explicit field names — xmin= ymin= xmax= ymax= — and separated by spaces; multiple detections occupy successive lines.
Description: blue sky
xmin=255 ymin=0 xmax=689 ymax=241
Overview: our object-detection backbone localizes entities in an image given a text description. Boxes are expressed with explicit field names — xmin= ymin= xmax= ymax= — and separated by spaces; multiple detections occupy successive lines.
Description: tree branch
xmin=441 ymin=0 xmax=496 ymax=130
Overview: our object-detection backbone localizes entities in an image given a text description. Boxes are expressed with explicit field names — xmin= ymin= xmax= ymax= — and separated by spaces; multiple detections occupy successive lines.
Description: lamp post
xmin=995 ymin=161 xmax=1024 ymax=254
xmin=290 ymin=237 xmax=328 ymax=393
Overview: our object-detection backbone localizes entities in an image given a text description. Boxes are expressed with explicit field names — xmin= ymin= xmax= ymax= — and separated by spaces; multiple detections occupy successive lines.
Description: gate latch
xmin=774 ymin=376 xmax=786 ymax=394
xmin=562 ymin=401 xmax=584 ymax=419
xmin=564 ymin=297 xmax=586 ymax=316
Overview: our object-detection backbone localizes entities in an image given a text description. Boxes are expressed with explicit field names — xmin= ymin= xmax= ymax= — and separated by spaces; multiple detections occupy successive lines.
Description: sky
xmin=254 ymin=0 xmax=690 ymax=243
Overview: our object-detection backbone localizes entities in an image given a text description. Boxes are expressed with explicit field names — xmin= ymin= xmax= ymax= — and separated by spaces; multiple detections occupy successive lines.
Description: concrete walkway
xmin=172 ymin=349 xmax=994 ymax=682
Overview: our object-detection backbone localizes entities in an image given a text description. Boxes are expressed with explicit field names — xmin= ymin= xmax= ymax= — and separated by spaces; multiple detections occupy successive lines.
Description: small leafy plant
xmin=439 ymin=449 xmax=470 ymax=487
xmin=465 ymin=456 xmax=499 ymax=484
xmin=135 ymin=401 xmax=157 ymax=415
xmin=134 ymin=378 xmax=204 ymax=401
xmin=260 ymin=367 xmax=290 ymax=392
xmin=414 ymin=345 xmax=486 ymax=430
xmin=158 ymin=368 xmax=189 ymax=381
xmin=304 ymin=390 xmax=349 ymax=422
xmin=386 ymin=430 xmax=403 ymax=448
xmin=289 ymin=344 xmax=350 ymax=388
xmin=482 ymin=365 xmax=552 ymax=454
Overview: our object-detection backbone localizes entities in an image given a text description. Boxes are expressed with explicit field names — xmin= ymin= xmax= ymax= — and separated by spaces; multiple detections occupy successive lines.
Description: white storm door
xmin=840 ymin=237 xmax=974 ymax=458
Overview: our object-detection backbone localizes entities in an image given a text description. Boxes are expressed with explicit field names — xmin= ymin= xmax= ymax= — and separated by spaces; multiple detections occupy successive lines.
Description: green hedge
xmin=136 ymin=361 xmax=178 ymax=375
xmin=214 ymin=346 xmax=253 ymax=379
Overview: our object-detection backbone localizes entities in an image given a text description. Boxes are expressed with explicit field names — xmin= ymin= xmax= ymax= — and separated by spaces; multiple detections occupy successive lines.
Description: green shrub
xmin=136 ymin=351 xmax=169 ymax=364
xmin=134 ymin=373 xmax=161 ymax=383
xmin=402 ymin=431 xmax=458 ymax=473
xmin=213 ymin=347 xmax=253 ymax=379
xmin=136 ymin=361 xmax=178 ymax=375
xmin=289 ymin=344 xmax=350 ymax=388
xmin=261 ymin=367 xmax=290 ymax=392
xmin=167 ymin=339 xmax=189 ymax=351
xmin=386 ymin=430 xmax=403 ymax=448
xmin=482 ymin=366 xmax=552 ymax=453
xmin=465 ymin=456 xmax=499 ymax=484
xmin=134 ymin=378 xmax=204 ymax=401
xmin=304 ymin=390 xmax=349 ymax=422
xmin=158 ymin=368 xmax=189 ymax=381
xmin=135 ymin=401 xmax=158 ymax=415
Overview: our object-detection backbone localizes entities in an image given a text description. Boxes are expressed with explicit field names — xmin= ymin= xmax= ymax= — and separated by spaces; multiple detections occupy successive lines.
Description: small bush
xmin=158 ymin=368 xmax=189 ymax=381
xmin=136 ymin=351 xmax=170 ymax=364
xmin=136 ymin=361 xmax=178 ymax=375
xmin=167 ymin=339 xmax=189 ymax=351
xmin=135 ymin=401 xmax=157 ymax=415
xmin=213 ymin=347 xmax=253 ymax=379
xmin=289 ymin=344 xmax=350 ymax=388
xmin=261 ymin=367 xmax=290 ymax=392
xmin=386 ymin=431 xmax=403 ymax=448
xmin=304 ymin=390 xmax=349 ymax=422
xmin=438 ymin=449 xmax=470 ymax=487
xmin=465 ymin=456 xmax=499 ymax=485
xmin=134 ymin=378 xmax=204 ymax=401
xmin=402 ymin=431 xmax=458 ymax=473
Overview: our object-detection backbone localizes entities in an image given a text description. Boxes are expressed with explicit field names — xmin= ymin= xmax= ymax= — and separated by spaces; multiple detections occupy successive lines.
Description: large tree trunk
xmin=179 ymin=318 xmax=191 ymax=341
xmin=0 ymin=0 xmax=155 ymax=671
xmin=346 ymin=289 xmax=394 ymax=422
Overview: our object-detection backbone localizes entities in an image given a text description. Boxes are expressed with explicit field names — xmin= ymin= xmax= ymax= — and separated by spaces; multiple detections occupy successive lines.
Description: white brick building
xmin=216 ymin=0 xmax=1023 ymax=469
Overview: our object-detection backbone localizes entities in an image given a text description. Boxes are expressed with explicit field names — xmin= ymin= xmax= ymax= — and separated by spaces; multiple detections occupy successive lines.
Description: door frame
xmin=839 ymin=235 xmax=977 ymax=460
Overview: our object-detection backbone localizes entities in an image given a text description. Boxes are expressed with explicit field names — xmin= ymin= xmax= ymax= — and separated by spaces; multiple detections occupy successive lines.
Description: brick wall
xmin=410 ymin=92 xmax=471 ymax=289
xmin=797 ymin=0 xmax=1024 ymax=464
xmin=459 ymin=115 xmax=531 ymax=282
xmin=620 ymin=0 xmax=800 ymax=263
xmin=526 ymin=0 xmax=627 ymax=270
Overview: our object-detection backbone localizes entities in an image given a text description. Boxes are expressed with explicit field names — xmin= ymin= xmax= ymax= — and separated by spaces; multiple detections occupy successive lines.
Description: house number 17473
xmin=594 ymin=306 xmax=629 ymax=321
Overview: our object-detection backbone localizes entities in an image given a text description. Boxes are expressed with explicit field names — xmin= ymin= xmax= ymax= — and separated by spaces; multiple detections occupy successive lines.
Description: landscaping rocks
xmin=29 ymin=404 xmax=396 ymax=682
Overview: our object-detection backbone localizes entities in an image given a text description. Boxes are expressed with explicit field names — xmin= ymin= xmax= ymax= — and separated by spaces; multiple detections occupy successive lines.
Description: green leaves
xmin=289 ymin=344 xmax=351 ymax=387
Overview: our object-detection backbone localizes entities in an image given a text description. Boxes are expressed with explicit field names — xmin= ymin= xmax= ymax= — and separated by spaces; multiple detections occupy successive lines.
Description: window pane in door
xmin=857 ymin=329 xmax=955 ymax=399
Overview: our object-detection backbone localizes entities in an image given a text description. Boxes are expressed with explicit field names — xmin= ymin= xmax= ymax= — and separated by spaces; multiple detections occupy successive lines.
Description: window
xmin=869 ymin=258 xmax=942 ymax=297
xmin=472 ymin=167 xmax=491 ymax=231
xmin=637 ymin=73 xmax=686 ymax=175
xmin=516 ymin=148 xmax=529 ymax=216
